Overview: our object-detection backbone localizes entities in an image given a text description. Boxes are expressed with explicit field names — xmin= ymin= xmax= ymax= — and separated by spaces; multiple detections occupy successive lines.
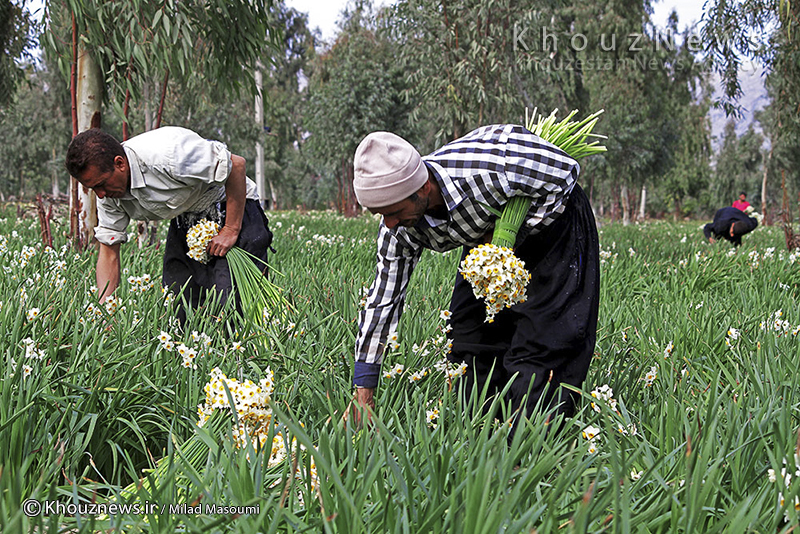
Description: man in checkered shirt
xmin=351 ymin=125 xmax=600 ymax=430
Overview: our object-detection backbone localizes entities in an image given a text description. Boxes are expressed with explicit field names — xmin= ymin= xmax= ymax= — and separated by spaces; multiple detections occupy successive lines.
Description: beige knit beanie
xmin=353 ymin=132 xmax=428 ymax=208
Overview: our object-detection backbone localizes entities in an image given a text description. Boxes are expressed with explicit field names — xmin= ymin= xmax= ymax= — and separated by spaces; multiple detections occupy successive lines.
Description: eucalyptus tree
xmin=711 ymin=121 xmax=765 ymax=211
xmin=702 ymin=0 xmax=800 ymax=231
xmin=0 ymin=0 xmax=38 ymax=108
xmin=43 ymin=0 xmax=279 ymax=247
xmin=566 ymin=3 xmax=709 ymax=224
xmin=386 ymin=0 xmax=569 ymax=145
xmin=0 ymin=60 xmax=71 ymax=199
xmin=257 ymin=4 xmax=315 ymax=209
xmin=304 ymin=0 xmax=413 ymax=215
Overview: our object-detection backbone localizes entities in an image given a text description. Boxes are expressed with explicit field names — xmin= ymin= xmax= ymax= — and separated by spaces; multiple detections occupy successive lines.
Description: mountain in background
xmin=708 ymin=63 xmax=770 ymax=152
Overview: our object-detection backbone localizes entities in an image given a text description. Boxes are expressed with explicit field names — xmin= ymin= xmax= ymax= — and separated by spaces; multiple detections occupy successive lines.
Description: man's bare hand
xmin=344 ymin=387 xmax=375 ymax=428
xmin=208 ymin=225 xmax=240 ymax=257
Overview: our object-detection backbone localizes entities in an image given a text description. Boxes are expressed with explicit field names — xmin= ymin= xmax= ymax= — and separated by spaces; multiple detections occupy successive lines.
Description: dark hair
xmin=739 ymin=191 xmax=747 ymax=197
xmin=65 ymin=129 xmax=125 ymax=178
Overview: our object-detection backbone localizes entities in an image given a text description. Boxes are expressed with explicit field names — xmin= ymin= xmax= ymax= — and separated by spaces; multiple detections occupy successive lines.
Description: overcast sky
xmin=26 ymin=0 xmax=706 ymax=43
xmin=286 ymin=0 xmax=707 ymax=42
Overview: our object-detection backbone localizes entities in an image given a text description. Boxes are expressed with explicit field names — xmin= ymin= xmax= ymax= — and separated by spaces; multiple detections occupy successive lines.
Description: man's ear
xmin=114 ymin=155 xmax=127 ymax=172
xmin=421 ymin=176 xmax=434 ymax=194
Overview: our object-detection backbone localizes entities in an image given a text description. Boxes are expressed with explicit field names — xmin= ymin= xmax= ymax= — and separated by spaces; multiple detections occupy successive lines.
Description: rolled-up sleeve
xmin=94 ymin=198 xmax=130 ymax=245
xmin=354 ymin=224 xmax=422 ymax=388
xmin=173 ymin=131 xmax=231 ymax=185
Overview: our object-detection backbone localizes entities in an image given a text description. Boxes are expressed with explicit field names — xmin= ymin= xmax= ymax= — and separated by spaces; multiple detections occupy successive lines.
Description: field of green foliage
xmin=2 ymin=205 xmax=800 ymax=533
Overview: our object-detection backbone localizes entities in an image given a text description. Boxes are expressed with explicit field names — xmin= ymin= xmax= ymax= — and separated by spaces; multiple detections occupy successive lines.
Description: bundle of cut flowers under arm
xmin=459 ymin=109 xmax=607 ymax=322
xmin=186 ymin=219 xmax=292 ymax=322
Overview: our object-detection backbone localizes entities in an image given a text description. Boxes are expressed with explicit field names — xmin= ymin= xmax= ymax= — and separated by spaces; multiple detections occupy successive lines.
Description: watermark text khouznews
xmin=22 ymin=498 xmax=259 ymax=518
xmin=512 ymin=22 xmax=761 ymax=74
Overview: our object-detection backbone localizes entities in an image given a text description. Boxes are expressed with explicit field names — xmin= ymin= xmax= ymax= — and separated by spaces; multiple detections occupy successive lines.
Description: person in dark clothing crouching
xmin=703 ymin=206 xmax=758 ymax=247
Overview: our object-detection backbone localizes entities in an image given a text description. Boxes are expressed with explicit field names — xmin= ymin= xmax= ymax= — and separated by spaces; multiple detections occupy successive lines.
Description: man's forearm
xmin=206 ymin=154 xmax=246 ymax=257
xmin=97 ymin=243 xmax=121 ymax=301
xmin=224 ymin=154 xmax=247 ymax=233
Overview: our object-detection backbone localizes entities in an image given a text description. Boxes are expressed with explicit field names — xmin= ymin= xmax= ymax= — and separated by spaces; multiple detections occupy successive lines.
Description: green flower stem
xmin=492 ymin=109 xmax=608 ymax=247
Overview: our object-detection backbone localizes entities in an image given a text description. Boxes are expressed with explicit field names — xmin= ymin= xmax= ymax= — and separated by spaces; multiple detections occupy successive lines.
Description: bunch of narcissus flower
xmin=185 ymin=220 xmax=292 ymax=322
xmin=459 ymin=109 xmax=607 ymax=322
xmin=459 ymin=245 xmax=531 ymax=323
xmin=197 ymin=367 xmax=285 ymax=455
xmin=186 ymin=219 xmax=220 ymax=263
xmin=115 ymin=366 xmax=298 ymax=504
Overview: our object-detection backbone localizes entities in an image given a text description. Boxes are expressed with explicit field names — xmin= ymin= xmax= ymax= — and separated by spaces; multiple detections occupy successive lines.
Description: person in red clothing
xmin=733 ymin=191 xmax=751 ymax=212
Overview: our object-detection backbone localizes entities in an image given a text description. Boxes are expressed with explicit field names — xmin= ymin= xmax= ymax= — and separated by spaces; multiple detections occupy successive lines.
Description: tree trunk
xmin=156 ymin=70 xmax=169 ymax=129
xmin=267 ymin=176 xmax=278 ymax=210
xmin=673 ymin=198 xmax=682 ymax=222
xmin=347 ymin=162 xmax=357 ymax=217
xmin=639 ymin=184 xmax=646 ymax=221
xmin=144 ymin=81 xmax=153 ymax=132
xmin=137 ymin=220 xmax=158 ymax=248
xmin=610 ymin=186 xmax=619 ymax=222
xmin=762 ymin=147 xmax=771 ymax=225
xmin=51 ymin=145 xmax=60 ymax=198
xmin=69 ymin=13 xmax=79 ymax=243
xmin=73 ymin=42 xmax=103 ymax=249
xmin=621 ymin=184 xmax=630 ymax=226
xmin=254 ymin=65 xmax=267 ymax=209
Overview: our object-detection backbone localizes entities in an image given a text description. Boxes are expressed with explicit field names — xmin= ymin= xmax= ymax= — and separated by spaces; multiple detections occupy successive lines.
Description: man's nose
xmin=95 ymin=189 xmax=105 ymax=199
xmin=384 ymin=216 xmax=398 ymax=229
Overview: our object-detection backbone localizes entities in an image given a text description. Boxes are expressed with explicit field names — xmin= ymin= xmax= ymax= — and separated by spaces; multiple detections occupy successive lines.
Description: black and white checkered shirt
xmin=354 ymin=124 xmax=579 ymax=387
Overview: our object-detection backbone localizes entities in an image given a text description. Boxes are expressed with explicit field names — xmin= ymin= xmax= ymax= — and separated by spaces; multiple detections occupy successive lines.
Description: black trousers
xmin=162 ymin=199 xmax=273 ymax=322
xmin=448 ymin=184 xmax=599 ymax=423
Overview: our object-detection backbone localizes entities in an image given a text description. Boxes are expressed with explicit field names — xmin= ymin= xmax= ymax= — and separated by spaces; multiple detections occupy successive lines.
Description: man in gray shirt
xmin=65 ymin=127 xmax=272 ymax=321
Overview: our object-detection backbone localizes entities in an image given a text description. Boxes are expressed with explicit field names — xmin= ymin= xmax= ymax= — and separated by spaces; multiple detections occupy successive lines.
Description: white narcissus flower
xmin=383 ymin=363 xmax=405 ymax=379
xmin=590 ymin=384 xmax=617 ymax=412
xmin=426 ymin=408 xmax=439 ymax=428
xmin=644 ymin=366 xmax=658 ymax=386
xmin=446 ymin=362 xmax=468 ymax=379
xmin=408 ymin=369 xmax=428 ymax=383
xmin=26 ymin=308 xmax=40 ymax=321
xmin=582 ymin=425 xmax=601 ymax=441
